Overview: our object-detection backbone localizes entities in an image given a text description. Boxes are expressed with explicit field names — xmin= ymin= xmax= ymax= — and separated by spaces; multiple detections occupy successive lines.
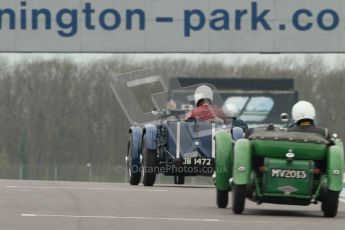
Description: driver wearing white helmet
xmin=185 ymin=85 xmax=225 ymax=122
xmin=288 ymin=100 xmax=330 ymax=139
xmin=222 ymin=100 xmax=248 ymax=132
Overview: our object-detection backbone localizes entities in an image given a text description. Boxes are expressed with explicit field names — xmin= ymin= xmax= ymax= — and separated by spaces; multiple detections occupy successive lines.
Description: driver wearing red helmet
xmin=185 ymin=85 xmax=225 ymax=122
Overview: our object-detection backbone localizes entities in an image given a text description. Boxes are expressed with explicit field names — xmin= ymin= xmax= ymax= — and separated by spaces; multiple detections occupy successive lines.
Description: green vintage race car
xmin=215 ymin=128 xmax=344 ymax=217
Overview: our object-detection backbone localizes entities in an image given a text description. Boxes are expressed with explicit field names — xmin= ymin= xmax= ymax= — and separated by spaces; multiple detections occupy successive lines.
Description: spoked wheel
xmin=127 ymin=135 xmax=141 ymax=185
xmin=216 ymin=189 xmax=229 ymax=208
xmin=174 ymin=175 xmax=185 ymax=185
xmin=322 ymin=189 xmax=340 ymax=217
xmin=142 ymin=136 xmax=157 ymax=186
xmin=232 ymin=184 xmax=246 ymax=214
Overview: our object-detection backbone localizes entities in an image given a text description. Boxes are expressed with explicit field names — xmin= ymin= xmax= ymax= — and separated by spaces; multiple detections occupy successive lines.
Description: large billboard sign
xmin=0 ymin=0 xmax=344 ymax=53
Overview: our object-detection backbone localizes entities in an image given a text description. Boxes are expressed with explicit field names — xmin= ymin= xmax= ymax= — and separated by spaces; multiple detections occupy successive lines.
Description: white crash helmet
xmin=194 ymin=85 xmax=213 ymax=105
xmin=291 ymin=101 xmax=316 ymax=123
xmin=222 ymin=100 xmax=240 ymax=118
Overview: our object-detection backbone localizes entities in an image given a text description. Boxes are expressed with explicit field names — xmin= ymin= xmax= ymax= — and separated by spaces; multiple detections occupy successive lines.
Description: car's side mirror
xmin=280 ymin=113 xmax=289 ymax=124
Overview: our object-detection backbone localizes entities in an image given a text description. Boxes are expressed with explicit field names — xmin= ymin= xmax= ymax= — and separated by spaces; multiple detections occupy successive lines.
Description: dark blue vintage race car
xmin=127 ymin=111 xmax=227 ymax=186
xmin=111 ymin=69 xmax=244 ymax=186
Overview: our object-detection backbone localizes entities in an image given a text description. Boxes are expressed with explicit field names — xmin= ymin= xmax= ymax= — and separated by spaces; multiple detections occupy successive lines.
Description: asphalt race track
xmin=0 ymin=180 xmax=344 ymax=230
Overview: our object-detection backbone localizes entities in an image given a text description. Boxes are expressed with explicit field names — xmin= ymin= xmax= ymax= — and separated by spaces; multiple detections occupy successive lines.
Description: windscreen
xmin=111 ymin=68 xmax=225 ymax=125
xmin=127 ymin=76 xmax=165 ymax=113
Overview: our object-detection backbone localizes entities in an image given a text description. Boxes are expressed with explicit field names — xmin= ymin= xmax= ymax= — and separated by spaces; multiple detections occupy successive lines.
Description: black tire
xmin=142 ymin=137 xmax=156 ymax=186
xmin=320 ymin=185 xmax=327 ymax=212
xmin=232 ymin=184 xmax=246 ymax=214
xmin=322 ymin=189 xmax=339 ymax=217
xmin=217 ymin=189 xmax=228 ymax=208
xmin=127 ymin=136 xmax=141 ymax=185
xmin=321 ymin=201 xmax=325 ymax=213
xmin=174 ymin=175 xmax=185 ymax=185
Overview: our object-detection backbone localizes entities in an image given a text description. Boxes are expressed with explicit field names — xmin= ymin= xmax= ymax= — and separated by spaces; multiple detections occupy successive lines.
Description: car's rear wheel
xmin=216 ymin=189 xmax=228 ymax=208
xmin=232 ymin=184 xmax=246 ymax=214
xmin=142 ymin=136 xmax=156 ymax=186
xmin=320 ymin=185 xmax=327 ymax=212
xmin=127 ymin=135 xmax=141 ymax=185
xmin=322 ymin=189 xmax=339 ymax=217
xmin=174 ymin=175 xmax=185 ymax=185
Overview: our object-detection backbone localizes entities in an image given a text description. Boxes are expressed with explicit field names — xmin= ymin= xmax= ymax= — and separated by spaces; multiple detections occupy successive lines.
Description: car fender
xmin=144 ymin=124 xmax=157 ymax=151
xmin=129 ymin=126 xmax=143 ymax=168
xmin=327 ymin=145 xmax=344 ymax=192
xmin=233 ymin=139 xmax=252 ymax=185
xmin=215 ymin=131 xmax=233 ymax=191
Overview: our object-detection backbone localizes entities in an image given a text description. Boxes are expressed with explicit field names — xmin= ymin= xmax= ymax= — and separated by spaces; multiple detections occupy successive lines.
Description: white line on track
xmin=21 ymin=214 xmax=219 ymax=222
xmin=5 ymin=185 xmax=167 ymax=192
xmin=20 ymin=213 xmax=315 ymax=225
